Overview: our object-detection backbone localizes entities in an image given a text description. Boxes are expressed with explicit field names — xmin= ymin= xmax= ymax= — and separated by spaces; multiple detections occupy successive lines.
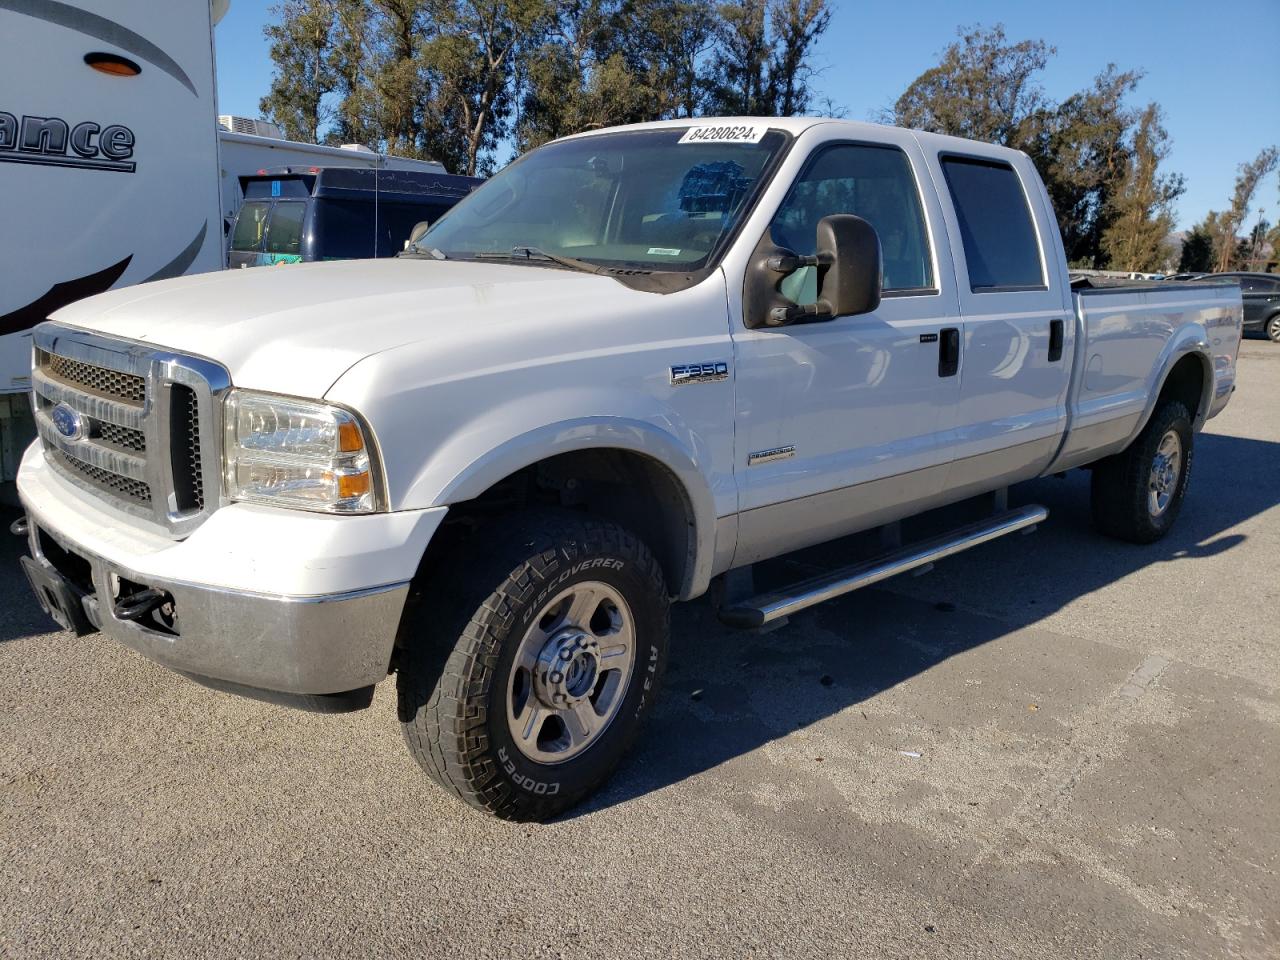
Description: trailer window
xmin=941 ymin=157 xmax=1045 ymax=291
xmin=264 ymin=201 xmax=306 ymax=256
xmin=231 ymin=201 xmax=270 ymax=252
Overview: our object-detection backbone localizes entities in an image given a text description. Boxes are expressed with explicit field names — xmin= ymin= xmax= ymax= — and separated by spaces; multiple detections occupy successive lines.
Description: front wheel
xmin=1090 ymin=399 xmax=1193 ymax=544
xmin=397 ymin=511 xmax=670 ymax=821
xmin=1266 ymin=314 xmax=1280 ymax=343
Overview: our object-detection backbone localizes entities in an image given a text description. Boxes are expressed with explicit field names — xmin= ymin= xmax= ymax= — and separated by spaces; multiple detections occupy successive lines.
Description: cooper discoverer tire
xmin=396 ymin=510 xmax=670 ymax=821
xmin=1090 ymin=399 xmax=1193 ymax=544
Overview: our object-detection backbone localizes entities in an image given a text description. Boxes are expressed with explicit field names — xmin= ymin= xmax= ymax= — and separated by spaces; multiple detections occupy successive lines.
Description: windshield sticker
xmin=678 ymin=125 xmax=766 ymax=145
xmin=647 ymin=247 xmax=682 ymax=256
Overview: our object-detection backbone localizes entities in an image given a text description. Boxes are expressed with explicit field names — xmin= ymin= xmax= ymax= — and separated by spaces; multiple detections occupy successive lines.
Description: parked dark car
xmin=1207 ymin=273 xmax=1280 ymax=341
xmin=228 ymin=166 xmax=482 ymax=268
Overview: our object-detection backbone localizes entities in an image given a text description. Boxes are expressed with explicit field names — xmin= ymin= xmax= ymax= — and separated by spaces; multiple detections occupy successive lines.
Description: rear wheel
xmin=1091 ymin=400 xmax=1193 ymax=544
xmin=397 ymin=510 xmax=670 ymax=821
xmin=1266 ymin=313 xmax=1280 ymax=343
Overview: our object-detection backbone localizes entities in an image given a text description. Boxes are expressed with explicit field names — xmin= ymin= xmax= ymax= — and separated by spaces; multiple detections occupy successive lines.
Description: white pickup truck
xmin=14 ymin=117 xmax=1242 ymax=820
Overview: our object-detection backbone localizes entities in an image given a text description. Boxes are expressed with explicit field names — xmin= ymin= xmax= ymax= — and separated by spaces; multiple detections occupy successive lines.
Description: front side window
xmin=941 ymin=157 xmax=1045 ymax=291
xmin=421 ymin=127 xmax=787 ymax=272
xmin=230 ymin=200 xmax=270 ymax=252
xmin=769 ymin=143 xmax=934 ymax=301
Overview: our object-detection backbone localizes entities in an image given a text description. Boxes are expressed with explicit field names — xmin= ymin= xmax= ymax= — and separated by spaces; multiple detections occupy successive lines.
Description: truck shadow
xmin=573 ymin=430 xmax=1279 ymax=818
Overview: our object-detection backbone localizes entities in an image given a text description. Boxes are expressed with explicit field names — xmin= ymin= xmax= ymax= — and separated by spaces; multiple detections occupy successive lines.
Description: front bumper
xmin=17 ymin=443 xmax=446 ymax=702
xmin=20 ymin=519 xmax=409 ymax=699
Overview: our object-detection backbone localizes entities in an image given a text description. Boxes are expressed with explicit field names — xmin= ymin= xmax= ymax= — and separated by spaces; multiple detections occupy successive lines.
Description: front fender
xmin=424 ymin=408 xmax=719 ymax=599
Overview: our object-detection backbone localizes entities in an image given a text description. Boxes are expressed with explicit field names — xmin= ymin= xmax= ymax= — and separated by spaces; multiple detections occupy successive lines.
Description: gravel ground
xmin=1 ymin=341 xmax=1277 ymax=960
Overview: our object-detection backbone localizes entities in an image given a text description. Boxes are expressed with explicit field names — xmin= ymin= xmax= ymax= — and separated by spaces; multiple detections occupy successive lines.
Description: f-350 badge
xmin=669 ymin=362 xmax=729 ymax=385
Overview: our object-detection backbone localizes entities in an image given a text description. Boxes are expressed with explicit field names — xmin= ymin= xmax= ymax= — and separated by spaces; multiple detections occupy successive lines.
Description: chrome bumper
xmin=20 ymin=515 xmax=408 ymax=702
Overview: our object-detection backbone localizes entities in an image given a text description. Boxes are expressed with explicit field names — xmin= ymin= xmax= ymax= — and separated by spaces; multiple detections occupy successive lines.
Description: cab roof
xmin=562 ymin=116 xmax=1030 ymax=166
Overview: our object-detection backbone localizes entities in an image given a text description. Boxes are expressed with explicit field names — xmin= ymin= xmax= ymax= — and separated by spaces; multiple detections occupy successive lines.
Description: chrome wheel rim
xmin=1148 ymin=430 xmax=1182 ymax=517
xmin=506 ymin=580 xmax=635 ymax=764
xmin=1268 ymin=316 xmax=1280 ymax=341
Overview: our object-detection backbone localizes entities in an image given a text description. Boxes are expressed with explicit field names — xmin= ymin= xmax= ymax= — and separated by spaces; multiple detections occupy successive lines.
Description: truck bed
xmin=1050 ymin=281 xmax=1242 ymax=473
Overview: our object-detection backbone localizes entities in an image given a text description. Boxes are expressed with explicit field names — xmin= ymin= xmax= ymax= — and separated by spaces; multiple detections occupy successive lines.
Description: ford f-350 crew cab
xmin=15 ymin=117 xmax=1242 ymax=821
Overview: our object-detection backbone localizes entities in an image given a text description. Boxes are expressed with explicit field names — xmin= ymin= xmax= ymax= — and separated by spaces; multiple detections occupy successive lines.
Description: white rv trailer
xmin=0 ymin=0 xmax=224 ymax=490
xmin=0 ymin=0 xmax=447 ymax=493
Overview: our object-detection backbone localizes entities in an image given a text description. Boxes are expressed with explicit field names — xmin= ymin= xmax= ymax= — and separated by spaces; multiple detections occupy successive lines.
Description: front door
xmin=731 ymin=137 xmax=962 ymax=565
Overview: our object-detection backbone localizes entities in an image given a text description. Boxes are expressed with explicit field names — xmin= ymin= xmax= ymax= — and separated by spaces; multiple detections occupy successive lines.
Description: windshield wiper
xmin=473 ymin=246 xmax=603 ymax=275
xmin=400 ymin=243 xmax=447 ymax=260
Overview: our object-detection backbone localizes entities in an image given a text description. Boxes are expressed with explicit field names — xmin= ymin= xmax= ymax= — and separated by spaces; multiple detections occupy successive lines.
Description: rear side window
xmin=264 ymin=201 xmax=306 ymax=255
xmin=942 ymin=157 xmax=1044 ymax=291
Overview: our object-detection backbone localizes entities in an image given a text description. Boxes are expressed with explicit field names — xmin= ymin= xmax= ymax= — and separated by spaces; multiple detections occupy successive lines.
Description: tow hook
xmin=113 ymin=588 xmax=170 ymax=622
xmin=9 ymin=516 xmax=29 ymax=537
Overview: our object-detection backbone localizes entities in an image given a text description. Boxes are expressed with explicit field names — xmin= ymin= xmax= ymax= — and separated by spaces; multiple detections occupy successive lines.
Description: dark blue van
xmin=228 ymin=166 xmax=482 ymax=268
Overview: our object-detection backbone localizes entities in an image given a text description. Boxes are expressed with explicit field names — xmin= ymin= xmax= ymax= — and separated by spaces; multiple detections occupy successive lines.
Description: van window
xmin=243 ymin=177 xmax=312 ymax=200
xmin=231 ymin=201 xmax=270 ymax=252
xmin=312 ymin=200 xmax=375 ymax=259
xmin=264 ymin=201 xmax=306 ymax=256
xmin=941 ymin=157 xmax=1044 ymax=291
xmin=769 ymin=143 xmax=934 ymax=298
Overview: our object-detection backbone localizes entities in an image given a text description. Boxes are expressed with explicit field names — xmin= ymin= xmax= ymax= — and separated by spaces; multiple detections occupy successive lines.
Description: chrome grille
xmin=170 ymin=384 xmax=205 ymax=512
xmin=98 ymin=421 xmax=146 ymax=451
xmin=31 ymin=325 xmax=228 ymax=536
xmin=37 ymin=349 xmax=146 ymax=404
xmin=51 ymin=449 xmax=152 ymax=503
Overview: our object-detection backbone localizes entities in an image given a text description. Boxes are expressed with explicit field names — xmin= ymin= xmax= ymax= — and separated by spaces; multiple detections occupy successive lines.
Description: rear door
xmin=924 ymin=151 xmax=1074 ymax=491
xmin=260 ymin=200 xmax=307 ymax=264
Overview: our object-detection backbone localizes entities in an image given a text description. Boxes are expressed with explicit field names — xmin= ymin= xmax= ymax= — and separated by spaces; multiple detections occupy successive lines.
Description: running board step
xmin=718 ymin=505 xmax=1048 ymax=629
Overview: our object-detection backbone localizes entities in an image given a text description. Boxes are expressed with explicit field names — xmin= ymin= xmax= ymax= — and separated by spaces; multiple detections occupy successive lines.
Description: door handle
xmin=1049 ymin=319 xmax=1065 ymax=362
xmin=938 ymin=327 xmax=959 ymax=377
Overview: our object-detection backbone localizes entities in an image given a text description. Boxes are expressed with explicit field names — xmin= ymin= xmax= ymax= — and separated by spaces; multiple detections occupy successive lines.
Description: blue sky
xmin=214 ymin=0 xmax=1280 ymax=231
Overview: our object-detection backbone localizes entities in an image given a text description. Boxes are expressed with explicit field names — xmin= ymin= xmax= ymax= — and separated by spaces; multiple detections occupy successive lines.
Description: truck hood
xmin=49 ymin=258 xmax=628 ymax=397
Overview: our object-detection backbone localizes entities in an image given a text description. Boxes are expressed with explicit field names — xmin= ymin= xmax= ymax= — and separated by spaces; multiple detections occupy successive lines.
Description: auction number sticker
xmin=678 ymin=124 xmax=766 ymax=145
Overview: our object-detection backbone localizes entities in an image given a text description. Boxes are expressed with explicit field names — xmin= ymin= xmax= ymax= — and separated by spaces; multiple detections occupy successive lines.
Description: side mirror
xmin=742 ymin=214 xmax=882 ymax=328
xmin=404 ymin=220 xmax=431 ymax=250
xmin=813 ymin=214 xmax=882 ymax=318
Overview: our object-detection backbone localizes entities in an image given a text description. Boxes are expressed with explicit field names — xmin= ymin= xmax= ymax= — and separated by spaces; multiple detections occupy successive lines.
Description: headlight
xmin=223 ymin=390 xmax=382 ymax=514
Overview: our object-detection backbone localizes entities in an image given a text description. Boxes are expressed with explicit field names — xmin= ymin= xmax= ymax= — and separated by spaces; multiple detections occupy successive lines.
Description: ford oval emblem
xmin=50 ymin=403 xmax=85 ymax=441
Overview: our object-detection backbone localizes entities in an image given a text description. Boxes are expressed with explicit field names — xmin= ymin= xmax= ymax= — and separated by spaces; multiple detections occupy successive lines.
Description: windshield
xmin=420 ymin=127 xmax=787 ymax=272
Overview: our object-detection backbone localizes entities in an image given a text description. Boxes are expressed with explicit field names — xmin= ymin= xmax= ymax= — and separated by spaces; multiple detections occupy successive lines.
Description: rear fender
xmin=1126 ymin=325 xmax=1213 ymax=444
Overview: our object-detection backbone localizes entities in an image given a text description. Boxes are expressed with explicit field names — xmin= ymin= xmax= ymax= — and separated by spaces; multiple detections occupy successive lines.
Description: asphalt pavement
xmin=2 ymin=341 xmax=1277 ymax=959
